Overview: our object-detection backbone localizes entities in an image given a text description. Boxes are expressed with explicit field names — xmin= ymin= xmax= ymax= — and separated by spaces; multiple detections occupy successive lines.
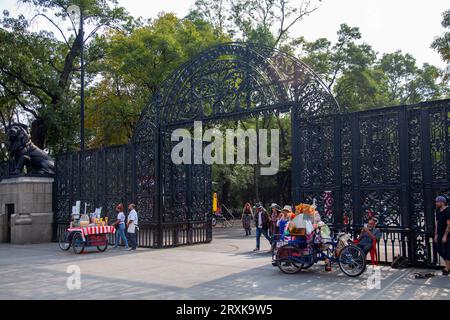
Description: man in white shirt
xmin=127 ymin=203 xmax=139 ymax=250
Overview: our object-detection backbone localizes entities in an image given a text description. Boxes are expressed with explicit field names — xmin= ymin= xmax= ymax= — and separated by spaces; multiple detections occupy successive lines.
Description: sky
xmin=0 ymin=0 xmax=448 ymax=68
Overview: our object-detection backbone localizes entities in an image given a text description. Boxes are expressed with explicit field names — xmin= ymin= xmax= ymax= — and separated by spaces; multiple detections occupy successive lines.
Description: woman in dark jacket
xmin=242 ymin=203 xmax=253 ymax=236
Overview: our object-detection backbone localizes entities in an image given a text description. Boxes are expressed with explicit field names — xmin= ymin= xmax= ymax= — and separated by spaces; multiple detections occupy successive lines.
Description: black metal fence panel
xmin=6 ymin=98 xmax=448 ymax=265
xmin=293 ymin=99 xmax=450 ymax=267
xmin=53 ymin=139 xmax=213 ymax=248
xmin=3 ymin=42 xmax=444 ymax=265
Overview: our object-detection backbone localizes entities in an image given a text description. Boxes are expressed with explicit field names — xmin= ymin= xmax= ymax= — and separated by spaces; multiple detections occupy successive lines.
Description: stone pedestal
xmin=0 ymin=176 xmax=53 ymax=244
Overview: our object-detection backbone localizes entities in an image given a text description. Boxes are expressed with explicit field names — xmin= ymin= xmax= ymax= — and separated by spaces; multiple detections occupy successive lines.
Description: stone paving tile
xmin=0 ymin=226 xmax=448 ymax=300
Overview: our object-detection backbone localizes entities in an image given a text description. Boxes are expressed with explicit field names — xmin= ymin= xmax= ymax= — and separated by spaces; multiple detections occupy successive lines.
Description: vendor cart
xmin=272 ymin=229 xmax=367 ymax=277
xmin=59 ymin=225 xmax=115 ymax=254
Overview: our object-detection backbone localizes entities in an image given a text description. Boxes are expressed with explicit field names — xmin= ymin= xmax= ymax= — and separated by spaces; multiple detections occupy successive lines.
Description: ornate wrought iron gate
xmin=54 ymin=43 xmax=340 ymax=248
xmin=53 ymin=42 xmax=449 ymax=267
xmin=53 ymin=140 xmax=211 ymax=248
xmin=292 ymin=99 xmax=450 ymax=267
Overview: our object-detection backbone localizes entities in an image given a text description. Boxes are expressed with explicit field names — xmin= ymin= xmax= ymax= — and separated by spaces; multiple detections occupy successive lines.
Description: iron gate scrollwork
xmin=54 ymin=123 xmax=159 ymax=247
xmin=53 ymin=41 xmax=450 ymax=266
xmin=54 ymin=42 xmax=338 ymax=248
xmin=293 ymin=99 xmax=450 ymax=267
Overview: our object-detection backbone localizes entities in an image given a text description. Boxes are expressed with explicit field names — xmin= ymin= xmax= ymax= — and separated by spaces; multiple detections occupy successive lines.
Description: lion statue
xmin=6 ymin=123 xmax=55 ymax=175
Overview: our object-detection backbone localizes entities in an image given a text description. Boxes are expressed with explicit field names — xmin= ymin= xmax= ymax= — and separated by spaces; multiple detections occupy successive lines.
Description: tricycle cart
xmin=272 ymin=229 xmax=367 ymax=277
xmin=59 ymin=226 xmax=115 ymax=254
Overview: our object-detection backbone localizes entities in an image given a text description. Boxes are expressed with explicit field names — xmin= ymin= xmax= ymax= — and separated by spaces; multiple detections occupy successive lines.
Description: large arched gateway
xmin=135 ymin=43 xmax=339 ymax=130
xmin=53 ymin=43 xmax=449 ymax=268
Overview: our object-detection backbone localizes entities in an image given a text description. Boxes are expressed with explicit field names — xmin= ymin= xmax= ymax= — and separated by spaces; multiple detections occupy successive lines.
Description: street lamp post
xmin=79 ymin=8 xmax=85 ymax=152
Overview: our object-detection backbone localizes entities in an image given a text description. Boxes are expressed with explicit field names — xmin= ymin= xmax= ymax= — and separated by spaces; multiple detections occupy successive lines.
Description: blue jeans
xmin=128 ymin=231 xmax=137 ymax=250
xmin=255 ymin=227 xmax=271 ymax=249
xmin=115 ymin=224 xmax=128 ymax=248
xmin=357 ymin=243 xmax=372 ymax=255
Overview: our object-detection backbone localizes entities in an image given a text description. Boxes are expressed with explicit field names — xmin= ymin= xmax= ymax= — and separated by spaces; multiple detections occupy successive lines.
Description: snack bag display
xmin=319 ymin=223 xmax=331 ymax=239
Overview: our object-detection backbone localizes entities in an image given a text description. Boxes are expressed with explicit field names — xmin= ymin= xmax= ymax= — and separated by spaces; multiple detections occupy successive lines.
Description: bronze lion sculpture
xmin=6 ymin=123 xmax=54 ymax=175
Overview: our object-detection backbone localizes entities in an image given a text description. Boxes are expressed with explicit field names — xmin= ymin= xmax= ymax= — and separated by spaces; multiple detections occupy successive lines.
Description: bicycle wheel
xmin=58 ymin=231 xmax=71 ymax=251
xmin=338 ymin=244 xmax=366 ymax=277
xmin=275 ymin=245 xmax=303 ymax=274
xmin=71 ymin=232 xmax=85 ymax=254
xmin=302 ymin=257 xmax=314 ymax=269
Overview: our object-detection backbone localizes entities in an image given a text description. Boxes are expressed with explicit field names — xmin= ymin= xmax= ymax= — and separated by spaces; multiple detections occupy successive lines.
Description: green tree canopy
xmin=84 ymin=13 xmax=229 ymax=147
xmin=431 ymin=8 xmax=449 ymax=80
xmin=0 ymin=2 xmax=449 ymax=207
xmin=0 ymin=0 xmax=133 ymax=152
xmin=293 ymin=23 xmax=448 ymax=111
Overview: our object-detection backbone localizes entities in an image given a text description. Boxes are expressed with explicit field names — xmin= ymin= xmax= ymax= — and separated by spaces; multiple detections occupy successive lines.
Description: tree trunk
xmin=253 ymin=165 xmax=260 ymax=203
xmin=221 ymin=178 xmax=230 ymax=206
xmin=254 ymin=117 xmax=260 ymax=202
xmin=31 ymin=118 xmax=46 ymax=150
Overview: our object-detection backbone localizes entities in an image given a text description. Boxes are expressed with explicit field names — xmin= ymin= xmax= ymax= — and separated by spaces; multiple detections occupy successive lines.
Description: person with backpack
xmin=434 ymin=195 xmax=450 ymax=276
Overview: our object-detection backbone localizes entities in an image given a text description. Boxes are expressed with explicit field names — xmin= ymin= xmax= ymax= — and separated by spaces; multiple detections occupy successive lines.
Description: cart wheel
xmin=275 ymin=245 xmax=303 ymax=274
xmin=97 ymin=243 xmax=108 ymax=252
xmin=72 ymin=232 xmax=85 ymax=254
xmin=211 ymin=216 xmax=217 ymax=227
xmin=58 ymin=231 xmax=71 ymax=251
xmin=338 ymin=244 xmax=366 ymax=277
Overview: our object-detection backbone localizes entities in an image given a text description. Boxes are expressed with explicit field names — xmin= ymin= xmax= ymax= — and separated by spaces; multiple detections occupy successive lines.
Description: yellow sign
xmin=213 ymin=193 xmax=218 ymax=212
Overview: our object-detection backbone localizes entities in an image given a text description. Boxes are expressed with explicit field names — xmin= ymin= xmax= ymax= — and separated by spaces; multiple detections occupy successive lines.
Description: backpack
xmin=391 ymin=255 xmax=409 ymax=269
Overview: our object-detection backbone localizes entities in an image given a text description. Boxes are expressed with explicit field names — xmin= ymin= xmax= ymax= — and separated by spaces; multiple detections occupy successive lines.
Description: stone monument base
xmin=0 ymin=176 xmax=53 ymax=244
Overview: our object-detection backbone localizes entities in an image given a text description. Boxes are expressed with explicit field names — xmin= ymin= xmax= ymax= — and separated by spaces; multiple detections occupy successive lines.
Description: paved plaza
xmin=0 ymin=226 xmax=448 ymax=300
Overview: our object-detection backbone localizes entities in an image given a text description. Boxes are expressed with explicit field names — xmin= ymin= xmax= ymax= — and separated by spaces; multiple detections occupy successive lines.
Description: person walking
xmin=242 ymin=202 xmax=253 ymax=236
xmin=127 ymin=203 xmax=139 ymax=251
xmin=269 ymin=203 xmax=282 ymax=237
xmin=434 ymin=195 xmax=450 ymax=276
xmin=113 ymin=203 xmax=129 ymax=249
xmin=253 ymin=203 xmax=271 ymax=251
